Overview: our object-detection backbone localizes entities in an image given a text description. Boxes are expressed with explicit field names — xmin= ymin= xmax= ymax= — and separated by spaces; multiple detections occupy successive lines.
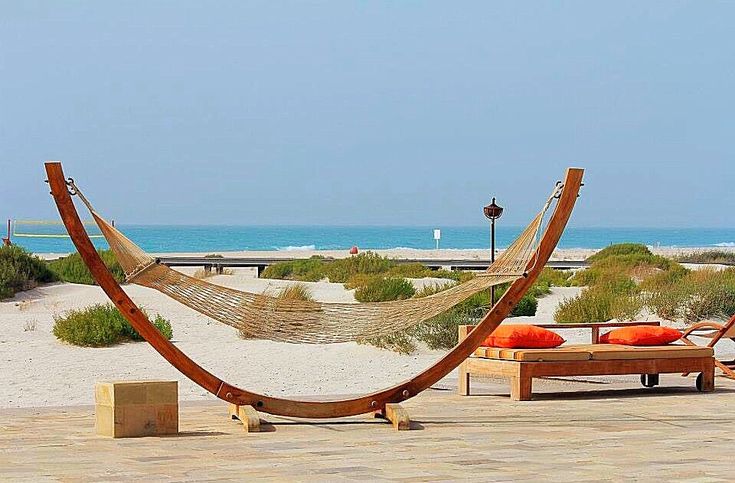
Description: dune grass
xmin=554 ymin=243 xmax=735 ymax=324
xmin=0 ymin=245 xmax=57 ymax=299
xmin=276 ymin=283 xmax=314 ymax=301
xmin=678 ymin=250 xmax=735 ymax=265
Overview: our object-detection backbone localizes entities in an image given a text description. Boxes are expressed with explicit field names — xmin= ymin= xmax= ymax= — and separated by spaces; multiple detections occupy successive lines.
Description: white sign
xmin=433 ymin=229 xmax=441 ymax=240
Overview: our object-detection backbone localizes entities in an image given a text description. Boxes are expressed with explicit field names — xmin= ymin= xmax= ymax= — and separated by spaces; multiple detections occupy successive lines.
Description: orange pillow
xmin=482 ymin=325 xmax=564 ymax=349
xmin=599 ymin=326 xmax=681 ymax=346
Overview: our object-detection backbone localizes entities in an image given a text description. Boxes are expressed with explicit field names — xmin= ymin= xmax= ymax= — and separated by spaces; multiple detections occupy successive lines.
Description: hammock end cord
xmin=64 ymin=177 xmax=97 ymax=214
xmin=523 ymin=179 xmax=569 ymax=276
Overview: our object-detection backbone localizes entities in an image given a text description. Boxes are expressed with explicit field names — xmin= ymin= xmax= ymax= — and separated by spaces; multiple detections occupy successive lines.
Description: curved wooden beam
xmin=46 ymin=161 xmax=583 ymax=418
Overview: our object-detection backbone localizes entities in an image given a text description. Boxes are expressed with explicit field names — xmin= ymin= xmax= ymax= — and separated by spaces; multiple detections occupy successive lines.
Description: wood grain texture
xmin=46 ymin=162 xmax=583 ymax=419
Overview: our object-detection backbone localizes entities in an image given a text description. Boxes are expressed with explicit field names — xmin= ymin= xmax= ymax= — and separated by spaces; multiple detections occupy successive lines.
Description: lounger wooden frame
xmin=681 ymin=313 xmax=735 ymax=379
xmin=46 ymin=162 xmax=583 ymax=419
xmin=457 ymin=325 xmax=715 ymax=400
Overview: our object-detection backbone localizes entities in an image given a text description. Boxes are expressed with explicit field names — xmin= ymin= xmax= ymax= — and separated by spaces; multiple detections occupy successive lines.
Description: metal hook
xmin=553 ymin=181 xmax=564 ymax=199
xmin=66 ymin=177 xmax=78 ymax=196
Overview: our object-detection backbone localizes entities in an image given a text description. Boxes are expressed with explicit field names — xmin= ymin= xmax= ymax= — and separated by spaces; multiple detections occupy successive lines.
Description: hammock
xmin=68 ymin=180 xmax=562 ymax=344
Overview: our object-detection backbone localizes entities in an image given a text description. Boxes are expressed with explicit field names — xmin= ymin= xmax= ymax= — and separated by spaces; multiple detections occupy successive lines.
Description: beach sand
xmin=3 ymin=248 xmax=734 ymax=409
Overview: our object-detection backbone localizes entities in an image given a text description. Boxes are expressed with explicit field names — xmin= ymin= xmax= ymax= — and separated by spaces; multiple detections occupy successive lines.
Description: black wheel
xmin=696 ymin=373 xmax=704 ymax=392
xmin=640 ymin=374 xmax=659 ymax=388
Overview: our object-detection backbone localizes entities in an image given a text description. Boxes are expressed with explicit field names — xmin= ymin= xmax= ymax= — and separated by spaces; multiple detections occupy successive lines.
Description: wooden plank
xmin=524 ymin=357 xmax=712 ymax=378
xmin=238 ymin=405 xmax=261 ymax=432
xmin=384 ymin=403 xmax=411 ymax=431
xmin=228 ymin=404 xmax=261 ymax=432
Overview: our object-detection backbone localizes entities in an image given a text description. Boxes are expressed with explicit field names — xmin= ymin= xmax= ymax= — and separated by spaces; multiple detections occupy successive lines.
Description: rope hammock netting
xmin=67 ymin=180 xmax=563 ymax=344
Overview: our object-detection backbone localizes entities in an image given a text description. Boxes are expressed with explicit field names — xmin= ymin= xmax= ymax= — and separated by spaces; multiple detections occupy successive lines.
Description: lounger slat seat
xmin=475 ymin=344 xmax=712 ymax=362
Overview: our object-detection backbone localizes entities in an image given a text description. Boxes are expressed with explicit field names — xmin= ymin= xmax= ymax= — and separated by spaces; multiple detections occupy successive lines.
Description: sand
xmin=0 ymin=266 xmax=582 ymax=409
xmin=3 ymin=247 xmax=735 ymax=409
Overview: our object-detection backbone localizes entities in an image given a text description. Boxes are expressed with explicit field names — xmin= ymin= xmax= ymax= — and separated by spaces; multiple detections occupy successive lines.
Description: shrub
xmin=325 ymin=252 xmax=395 ymax=283
xmin=53 ymin=303 xmax=173 ymax=347
xmin=354 ymin=277 xmax=416 ymax=302
xmin=386 ymin=263 xmax=433 ymax=278
xmin=344 ymin=273 xmax=378 ymax=290
xmin=536 ymin=268 xmax=574 ymax=287
xmin=411 ymin=310 xmax=473 ymax=350
xmin=0 ymin=245 xmax=57 ymax=299
xmin=678 ymin=250 xmax=735 ymax=265
xmin=414 ymin=281 xmax=455 ymax=298
xmin=261 ymin=256 xmax=326 ymax=281
xmin=359 ymin=331 xmax=417 ymax=355
xmin=512 ymin=295 xmax=538 ymax=316
xmin=555 ymin=287 xmax=644 ymax=323
xmin=646 ymin=268 xmax=735 ymax=322
xmin=587 ymin=243 xmax=652 ymax=263
xmin=47 ymin=249 xmax=125 ymax=285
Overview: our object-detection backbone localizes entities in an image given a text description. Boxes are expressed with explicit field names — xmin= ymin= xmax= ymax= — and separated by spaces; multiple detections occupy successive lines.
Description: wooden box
xmin=95 ymin=381 xmax=178 ymax=438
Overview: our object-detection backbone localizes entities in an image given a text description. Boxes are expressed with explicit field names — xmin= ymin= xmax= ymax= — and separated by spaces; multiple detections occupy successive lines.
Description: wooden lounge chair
xmin=457 ymin=325 xmax=715 ymax=401
xmin=681 ymin=312 xmax=735 ymax=379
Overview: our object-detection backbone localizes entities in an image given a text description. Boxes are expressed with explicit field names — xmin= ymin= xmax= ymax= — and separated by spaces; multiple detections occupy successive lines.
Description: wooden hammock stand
xmin=46 ymin=161 xmax=584 ymax=430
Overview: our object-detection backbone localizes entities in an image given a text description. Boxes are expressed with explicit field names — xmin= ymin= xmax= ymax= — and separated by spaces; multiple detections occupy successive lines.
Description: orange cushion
xmin=599 ymin=326 xmax=682 ymax=346
xmin=482 ymin=325 xmax=564 ymax=349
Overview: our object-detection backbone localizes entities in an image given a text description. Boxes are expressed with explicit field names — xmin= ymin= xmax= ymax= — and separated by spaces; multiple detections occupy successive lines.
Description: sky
xmin=1 ymin=1 xmax=733 ymax=228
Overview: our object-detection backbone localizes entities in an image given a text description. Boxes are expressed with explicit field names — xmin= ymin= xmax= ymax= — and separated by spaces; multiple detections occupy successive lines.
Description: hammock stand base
xmin=45 ymin=161 xmax=583 ymax=423
xmin=228 ymin=404 xmax=263 ymax=432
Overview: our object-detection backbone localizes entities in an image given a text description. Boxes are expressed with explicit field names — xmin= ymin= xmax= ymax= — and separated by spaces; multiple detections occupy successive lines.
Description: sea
xmin=9 ymin=225 xmax=735 ymax=254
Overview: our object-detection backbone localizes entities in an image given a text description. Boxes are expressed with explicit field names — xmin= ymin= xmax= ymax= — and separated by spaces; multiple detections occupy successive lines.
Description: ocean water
xmin=9 ymin=225 xmax=735 ymax=254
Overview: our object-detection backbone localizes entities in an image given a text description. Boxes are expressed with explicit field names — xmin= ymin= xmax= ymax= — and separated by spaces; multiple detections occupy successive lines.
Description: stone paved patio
xmin=2 ymin=374 xmax=735 ymax=482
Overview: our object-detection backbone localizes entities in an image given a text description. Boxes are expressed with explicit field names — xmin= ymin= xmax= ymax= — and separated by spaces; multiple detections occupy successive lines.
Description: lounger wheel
xmin=696 ymin=373 xmax=704 ymax=392
xmin=640 ymin=374 xmax=659 ymax=388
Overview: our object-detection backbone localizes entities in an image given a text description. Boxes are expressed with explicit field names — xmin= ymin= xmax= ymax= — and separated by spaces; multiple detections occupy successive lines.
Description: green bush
xmin=587 ymin=243 xmax=652 ymax=263
xmin=386 ymin=262 xmax=433 ymax=278
xmin=53 ymin=303 xmax=172 ymax=347
xmin=354 ymin=277 xmax=416 ymax=302
xmin=261 ymin=256 xmax=326 ymax=281
xmin=0 ymin=245 xmax=57 ymax=299
xmin=512 ymin=295 xmax=538 ymax=316
xmin=325 ymin=252 xmax=395 ymax=283
xmin=47 ymin=249 xmax=125 ymax=285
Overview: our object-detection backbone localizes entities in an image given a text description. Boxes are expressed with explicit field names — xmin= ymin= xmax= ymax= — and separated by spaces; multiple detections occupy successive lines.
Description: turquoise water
xmin=10 ymin=225 xmax=735 ymax=254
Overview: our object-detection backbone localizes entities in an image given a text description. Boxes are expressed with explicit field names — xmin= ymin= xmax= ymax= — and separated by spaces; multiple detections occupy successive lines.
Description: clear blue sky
xmin=1 ymin=1 xmax=733 ymax=227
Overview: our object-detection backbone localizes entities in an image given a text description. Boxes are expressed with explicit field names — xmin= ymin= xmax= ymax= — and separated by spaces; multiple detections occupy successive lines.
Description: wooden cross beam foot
xmin=374 ymin=403 xmax=411 ymax=430
xmin=228 ymin=404 xmax=262 ymax=432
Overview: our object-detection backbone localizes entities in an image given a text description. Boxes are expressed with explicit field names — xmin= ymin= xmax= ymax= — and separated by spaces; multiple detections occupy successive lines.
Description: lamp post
xmin=483 ymin=198 xmax=503 ymax=305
